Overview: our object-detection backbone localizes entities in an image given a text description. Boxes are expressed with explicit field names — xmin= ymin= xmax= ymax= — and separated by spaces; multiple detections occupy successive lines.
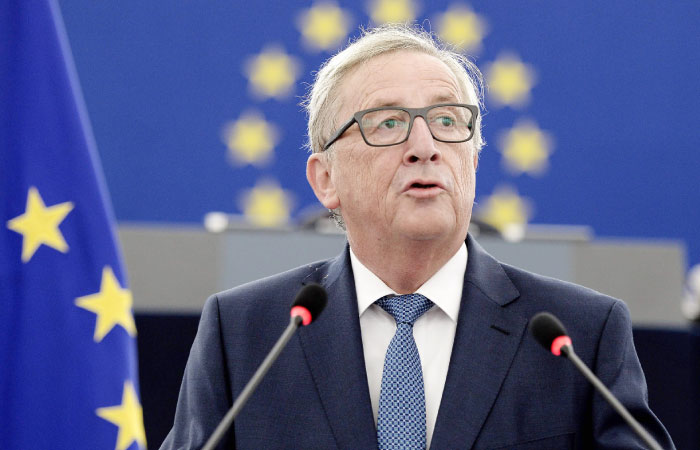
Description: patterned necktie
xmin=375 ymin=293 xmax=434 ymax=450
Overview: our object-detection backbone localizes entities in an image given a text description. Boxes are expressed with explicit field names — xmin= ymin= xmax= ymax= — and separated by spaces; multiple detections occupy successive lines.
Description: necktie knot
xmin=376 ymin=293 xmax=433 ymax=326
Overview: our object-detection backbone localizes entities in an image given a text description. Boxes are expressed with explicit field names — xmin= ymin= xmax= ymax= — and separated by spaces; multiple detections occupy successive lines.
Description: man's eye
xmin=379 ymin=119 xmax=400 ymax=129
xmin=436 ymin=116 xmax=455 ymax=127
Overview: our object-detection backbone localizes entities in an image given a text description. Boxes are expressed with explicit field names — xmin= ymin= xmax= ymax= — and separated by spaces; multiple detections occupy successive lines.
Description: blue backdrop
xmin=58 ymin=1 xmax=700 ymax=267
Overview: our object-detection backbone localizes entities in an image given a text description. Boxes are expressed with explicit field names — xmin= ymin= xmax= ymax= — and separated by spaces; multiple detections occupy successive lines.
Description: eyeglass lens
xmin=359 ymin=105 xmax=473 ymax=145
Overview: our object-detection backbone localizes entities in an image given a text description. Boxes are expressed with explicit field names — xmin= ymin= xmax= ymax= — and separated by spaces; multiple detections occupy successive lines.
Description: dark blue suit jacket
xmin=161 ymin=235 xmax=674 ymax=449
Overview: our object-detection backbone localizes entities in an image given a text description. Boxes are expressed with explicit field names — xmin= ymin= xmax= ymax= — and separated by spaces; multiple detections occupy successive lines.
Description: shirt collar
xmin=351 ymin=242 xmax=467 ymax=322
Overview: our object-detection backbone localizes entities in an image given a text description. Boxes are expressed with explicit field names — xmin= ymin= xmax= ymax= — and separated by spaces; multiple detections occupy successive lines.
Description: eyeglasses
xmin=323 ymin=103 xmax=478 ymax=151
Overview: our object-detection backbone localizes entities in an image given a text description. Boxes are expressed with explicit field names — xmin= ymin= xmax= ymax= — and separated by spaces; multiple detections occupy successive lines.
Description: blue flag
xmin=0 ymin=1 xmax=145 ymax=449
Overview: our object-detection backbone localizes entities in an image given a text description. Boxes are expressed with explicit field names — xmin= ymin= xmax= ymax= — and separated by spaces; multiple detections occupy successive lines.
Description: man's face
xmin=309 ymin=51 xmax=478 ymax=248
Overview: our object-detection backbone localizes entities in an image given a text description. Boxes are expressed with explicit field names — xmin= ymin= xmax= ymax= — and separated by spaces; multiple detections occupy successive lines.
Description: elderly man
xmin=162 ymin=25 xmax=674 ymax=449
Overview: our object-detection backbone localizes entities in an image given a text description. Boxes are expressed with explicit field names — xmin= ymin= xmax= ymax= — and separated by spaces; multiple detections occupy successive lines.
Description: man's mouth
xmin=404 ymin=180 xmax=445 ymax=198
xmin=410 ymin=182 xmax=438 ymax=189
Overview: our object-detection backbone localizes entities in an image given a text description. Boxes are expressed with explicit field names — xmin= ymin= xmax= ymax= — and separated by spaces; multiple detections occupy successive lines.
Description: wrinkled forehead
xmin=335 ymin=50 xmax=474 ymax=118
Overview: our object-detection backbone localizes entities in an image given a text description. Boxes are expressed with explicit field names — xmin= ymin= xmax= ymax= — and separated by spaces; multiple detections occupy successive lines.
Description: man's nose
xmin=404 ymin=117 xmax=441 ymax=164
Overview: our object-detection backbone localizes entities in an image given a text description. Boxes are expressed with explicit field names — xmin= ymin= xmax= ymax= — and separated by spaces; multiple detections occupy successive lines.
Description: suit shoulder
xmin=500 ymin=262 xmax=624 ymax=318
xmin=208 ymin=258 xmax=331 ymax=312
xmin=498 ymin=262 xmax=635 ymax=360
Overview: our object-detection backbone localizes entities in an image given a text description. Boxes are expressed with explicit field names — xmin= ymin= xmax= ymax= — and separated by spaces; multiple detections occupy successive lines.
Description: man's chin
xmin=396 ymin=215 xmax=456 ymax=242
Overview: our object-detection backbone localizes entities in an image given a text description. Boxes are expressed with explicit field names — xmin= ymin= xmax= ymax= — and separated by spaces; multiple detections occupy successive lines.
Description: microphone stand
xmin=202 ymin=315 xmax=303 ymax=450
xmin=560 ymin=345 xmax=664 ymax=450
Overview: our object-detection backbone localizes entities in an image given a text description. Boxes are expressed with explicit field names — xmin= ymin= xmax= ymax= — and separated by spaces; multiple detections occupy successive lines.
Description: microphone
xmin=528 ymin=312 xmax=664 ymax=450
xmin=202 ymin=283 xmax=328 ymax=450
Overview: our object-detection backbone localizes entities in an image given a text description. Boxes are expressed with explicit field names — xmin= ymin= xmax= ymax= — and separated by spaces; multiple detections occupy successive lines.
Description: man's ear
xmin=307 ymin=153 xmax=340 ymax=210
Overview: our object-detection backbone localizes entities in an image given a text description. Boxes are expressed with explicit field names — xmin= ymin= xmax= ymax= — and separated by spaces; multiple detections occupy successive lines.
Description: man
xmin=162 ymin=25 xmax=674 ymax=449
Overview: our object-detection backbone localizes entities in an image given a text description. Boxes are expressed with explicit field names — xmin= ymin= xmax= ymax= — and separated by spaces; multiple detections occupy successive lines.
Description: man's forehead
xmin=340 ymin=51 xmax=463 ymax=111
xmin=360 ymin=93 xmax=462 ymax=109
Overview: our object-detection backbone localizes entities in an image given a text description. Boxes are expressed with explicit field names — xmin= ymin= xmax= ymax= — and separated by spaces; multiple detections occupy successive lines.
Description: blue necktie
xmin=375 ymin=293 xmax=434 ymax=450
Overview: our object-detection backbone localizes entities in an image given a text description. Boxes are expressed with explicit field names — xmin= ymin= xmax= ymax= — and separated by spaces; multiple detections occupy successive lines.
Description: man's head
xmin=305 ymin=25 xmax=484 ymax=157
xmin=305 ymin=25 xmax=484 ymax=254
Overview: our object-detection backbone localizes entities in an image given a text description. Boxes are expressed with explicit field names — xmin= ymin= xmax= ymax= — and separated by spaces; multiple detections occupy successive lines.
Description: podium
xmin=119 ymin=224 xmax=686 ymax=324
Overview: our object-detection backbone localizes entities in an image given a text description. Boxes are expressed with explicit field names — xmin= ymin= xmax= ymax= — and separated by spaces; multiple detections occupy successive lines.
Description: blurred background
xmin=6 ymin=0 xmax=700 ymax=448
xmin=57 ymin=0 xmax=700 ymax=317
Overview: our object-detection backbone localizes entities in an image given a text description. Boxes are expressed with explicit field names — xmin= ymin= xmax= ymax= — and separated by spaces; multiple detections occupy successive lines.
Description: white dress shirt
xmin=350 ymin=243 xmax=467 ymax=449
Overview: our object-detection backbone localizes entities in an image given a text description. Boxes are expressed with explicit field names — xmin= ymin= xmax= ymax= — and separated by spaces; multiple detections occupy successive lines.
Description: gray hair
xmin=302 ymin=24 xmax=485 ymax=229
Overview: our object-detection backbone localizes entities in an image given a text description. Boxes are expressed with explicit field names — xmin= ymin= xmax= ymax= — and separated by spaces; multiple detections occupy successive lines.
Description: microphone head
xmin=290 ymin=283 xmax=328 ymax=326
xmin=529 ymin=312 xmax=572 ymax=356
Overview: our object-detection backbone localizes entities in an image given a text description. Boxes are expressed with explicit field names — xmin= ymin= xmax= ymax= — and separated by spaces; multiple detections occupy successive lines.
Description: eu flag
xmin=0 ymin=1 xmax=145 ymax=449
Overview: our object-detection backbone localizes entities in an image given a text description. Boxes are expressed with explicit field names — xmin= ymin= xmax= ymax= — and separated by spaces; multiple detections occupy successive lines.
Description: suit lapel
xmin=296 ymin=245 xmax=377 ymax=449
xmin=431 ymin=236 xmax=528 ymax=450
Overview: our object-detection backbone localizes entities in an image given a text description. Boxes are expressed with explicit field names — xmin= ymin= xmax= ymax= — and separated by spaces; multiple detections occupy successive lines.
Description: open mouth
xmin=410 ymin=182 xmax=438 ymax=189
xmin=405 ymin=181 xmax=443 ymax=198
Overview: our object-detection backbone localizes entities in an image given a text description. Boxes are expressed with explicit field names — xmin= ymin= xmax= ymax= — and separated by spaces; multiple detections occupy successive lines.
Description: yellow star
xmin=6 ymin=186 xmax=74 ymax=263
xmin=222 ymin=111 xmax=279 ymax=166
xmin=499 ymin=120 xmax=554 ymax=176
xmin=368 ymin=0 xmax=417 ymax=24
xmin=244 ymin=47 xmax=301 ymax=99
xmin=486 ymin=53 xmax=536 ymax=108
xmin=96 ymin=381 xmax=146 ymax=450
xmin=477 ymin=186 xmax=532 ymax=233
xmin=298 ymin=2 xmax=351 ymax=51
xmin=75 ymin=266 xmax=136 ymax=343
xmin=241 ymin=180 xmax=293 ymax=228
xmin=436 ymin=5 xmax=488 ymax=53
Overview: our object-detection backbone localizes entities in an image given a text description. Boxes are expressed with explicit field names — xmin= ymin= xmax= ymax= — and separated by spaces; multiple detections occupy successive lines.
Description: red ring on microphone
xmin=551 ymin=335 xmax=572 ymax=356
xmin=291 ymin=306 xmax=312 ymax=326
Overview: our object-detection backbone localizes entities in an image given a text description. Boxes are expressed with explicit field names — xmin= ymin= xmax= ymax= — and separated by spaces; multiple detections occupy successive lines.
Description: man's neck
xmin=347 ymin=233 xmax=466 ymax=294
